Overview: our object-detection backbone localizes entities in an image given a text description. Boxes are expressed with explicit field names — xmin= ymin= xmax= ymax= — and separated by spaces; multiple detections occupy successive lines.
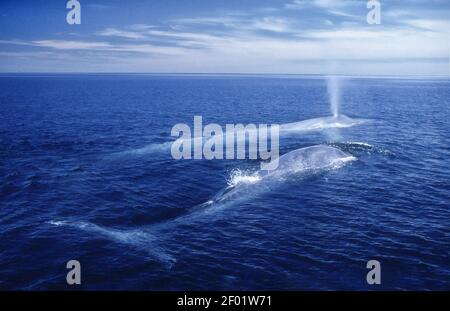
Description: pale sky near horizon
xmin=0 ymin=0 xmax=449 ymax=75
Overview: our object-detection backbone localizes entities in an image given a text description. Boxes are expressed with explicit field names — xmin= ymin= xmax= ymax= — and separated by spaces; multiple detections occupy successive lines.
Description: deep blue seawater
xmin=0 ymin=74 xmax=449 ymax=290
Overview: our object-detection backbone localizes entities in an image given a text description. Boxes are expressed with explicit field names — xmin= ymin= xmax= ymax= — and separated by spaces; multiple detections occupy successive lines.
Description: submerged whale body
xmin=48 ymin=220 xmax=176 ymax=266
xmin=280 ymin=114 xmax=367 ymax=132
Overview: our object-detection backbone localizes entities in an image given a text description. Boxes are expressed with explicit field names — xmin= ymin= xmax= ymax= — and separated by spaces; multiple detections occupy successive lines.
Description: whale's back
xmin=261 ymin=145 xmax=354 ymax=177
xmin=280 ymin=114 xmax=366 ymax=132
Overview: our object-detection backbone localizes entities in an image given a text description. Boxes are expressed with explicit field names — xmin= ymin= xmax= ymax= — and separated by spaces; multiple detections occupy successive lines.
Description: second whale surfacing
xmin=112 ymin=114 xmax=367 ymax=158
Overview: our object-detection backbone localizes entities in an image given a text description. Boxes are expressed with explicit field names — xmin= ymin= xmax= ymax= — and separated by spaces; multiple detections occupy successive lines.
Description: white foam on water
xmin=48 ymin=220 xmax=65 ymax=226
xmin=227 ymin=169 xmax=262 ymax=187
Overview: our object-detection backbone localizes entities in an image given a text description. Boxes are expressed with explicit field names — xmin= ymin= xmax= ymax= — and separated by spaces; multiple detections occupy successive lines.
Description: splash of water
xmin=227 ymin=169 xmax=261 ymax=187
xmin=328 ymin=76 xmax=341 ymax=117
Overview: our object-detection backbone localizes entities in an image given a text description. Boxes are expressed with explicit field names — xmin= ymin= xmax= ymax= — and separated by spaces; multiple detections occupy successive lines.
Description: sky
xmin=0 ymin=0 xmax=449 ymax=75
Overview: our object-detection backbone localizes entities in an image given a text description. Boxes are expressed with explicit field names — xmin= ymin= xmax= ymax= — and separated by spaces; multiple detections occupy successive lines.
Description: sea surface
xmin=0 ymin=74 xmax=449 ymax=290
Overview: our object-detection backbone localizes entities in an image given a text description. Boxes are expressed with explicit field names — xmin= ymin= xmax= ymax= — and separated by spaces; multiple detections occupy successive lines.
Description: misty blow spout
xmin=328 ymin=76 xmax=341 ymax=117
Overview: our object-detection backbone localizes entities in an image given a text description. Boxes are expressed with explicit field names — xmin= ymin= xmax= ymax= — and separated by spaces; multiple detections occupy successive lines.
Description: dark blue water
xmin=0 ymin=74 xmax=449 ymax=290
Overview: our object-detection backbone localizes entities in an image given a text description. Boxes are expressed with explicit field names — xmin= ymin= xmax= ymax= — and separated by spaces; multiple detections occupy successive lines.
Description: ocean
xmin=0 ymin=74 xmax=449 ymax=290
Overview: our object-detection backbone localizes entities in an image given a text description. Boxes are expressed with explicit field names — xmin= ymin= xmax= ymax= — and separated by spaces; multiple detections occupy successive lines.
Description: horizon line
xmin=0 ymin=72 xmax=449 ymax=79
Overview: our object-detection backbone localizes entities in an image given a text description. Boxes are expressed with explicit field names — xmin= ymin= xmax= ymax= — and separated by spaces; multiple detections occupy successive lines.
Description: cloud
xmin=312 ymin=0 xmax=358 ymax=9
xmin=32 ymin=40 xmax=113 ymax=50
xmin=286 ymin=0 xmax=359 ymax=9
xmin=250 ymin=17 xmax=292 ymax=32
xmin=30 ymin=39 xmax=188 ymax=56
xmin=0 ymin=39 xmax=34 ymax=46
xmin=400 ymin=19 xmax=450 ymax=32
xmin=97 ymin=28 xmax=146 ymax=39
xmin=284 ymin=0 xmax=307 ymax=10
xmin=285 ymin=0 xmax=361 ymax=19
xmin=1 ymin=0 xmax=448 ymax=75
